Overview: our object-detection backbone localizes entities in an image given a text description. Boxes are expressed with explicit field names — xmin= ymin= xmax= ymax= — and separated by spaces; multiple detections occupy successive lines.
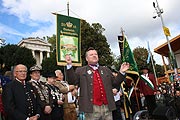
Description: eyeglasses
xmin=16 ymin=70 xmax=27 ymax=73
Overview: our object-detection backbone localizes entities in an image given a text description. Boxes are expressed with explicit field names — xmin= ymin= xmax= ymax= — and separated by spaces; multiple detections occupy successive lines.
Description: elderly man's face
xmin=86 ymin=50 xmax=99 ymax=65
xmin=14 ymin=64 xmax=27 ymax=81
xmin=56 ymin=71 xmax=64 ymax=81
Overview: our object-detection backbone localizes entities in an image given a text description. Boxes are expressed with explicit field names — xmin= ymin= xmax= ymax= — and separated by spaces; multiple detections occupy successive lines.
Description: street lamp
xmin=153 ymin=0 xmax=178 ymax=80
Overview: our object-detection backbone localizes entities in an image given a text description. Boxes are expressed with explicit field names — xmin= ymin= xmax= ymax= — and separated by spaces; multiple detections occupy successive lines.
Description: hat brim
xmin=140 ymin=67 xmax=149 ymax=70
xmin=47 ymin=76 xmax=57 ymax=78
xmin=29 ymin=69 xmax=42 ymax=73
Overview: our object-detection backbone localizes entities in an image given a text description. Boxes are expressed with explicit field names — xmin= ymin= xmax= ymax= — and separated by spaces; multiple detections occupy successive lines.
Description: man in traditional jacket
xmin=28 ymin=65 xmax=53 ymax=120
xmin=45 ymin=72 xmax=64 ymax=120
xmin=2 ymin=64 xmax=41 ymax=120
xmin=54 ymin=69 xmax=77 ymax=120
xmin=65 ymin=47 xmax=130 ymax=120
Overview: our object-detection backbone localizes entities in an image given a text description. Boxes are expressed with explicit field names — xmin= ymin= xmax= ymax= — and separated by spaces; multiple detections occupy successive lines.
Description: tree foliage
xmin=41 ymin=50 xmax=63 ymax=76
xmin=133 ymin=46 xmax=164 ymax=77
xmin=133 ymin=46 xmax=149 ymax=72
xmin=0 ymin=44 xmax=36 ymax=74
xmin=47 ymin=35 xmax=56 ymax=51
xmin=81 ymin=20 xmax=113 ymax=66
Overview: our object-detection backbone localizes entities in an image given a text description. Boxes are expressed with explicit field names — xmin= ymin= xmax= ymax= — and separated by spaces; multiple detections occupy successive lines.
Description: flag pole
xmin=64 ymin=0 xmax=70 ymax=82
xmin=135 ymin=78 xmax=140 ymax=110
xmin=67 ymin=0 xmax=70 ymax=16
xmin=147 ymin=41 xmax=158 ymax=86
xmin=150 ymin=50 xmax=158 ymax=86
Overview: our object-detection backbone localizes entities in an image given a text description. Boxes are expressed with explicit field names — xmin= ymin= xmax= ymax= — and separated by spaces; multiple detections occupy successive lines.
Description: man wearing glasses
xmin=2 ymin=64 xmax=41 ymax=120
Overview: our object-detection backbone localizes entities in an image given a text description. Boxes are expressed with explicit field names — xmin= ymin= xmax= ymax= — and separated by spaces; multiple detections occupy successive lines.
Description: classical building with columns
xmin=18 ymin=37 xmax=51 ymax=66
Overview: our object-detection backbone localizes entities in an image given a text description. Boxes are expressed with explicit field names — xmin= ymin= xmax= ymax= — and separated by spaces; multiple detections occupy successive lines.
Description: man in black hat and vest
xmin=45 ymin=72 xmax=64 ymax=120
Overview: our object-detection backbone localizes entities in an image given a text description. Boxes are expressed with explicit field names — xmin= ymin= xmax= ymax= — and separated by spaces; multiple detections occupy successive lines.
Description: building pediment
xmin=18 ymin=37 xmax=51 ymax=47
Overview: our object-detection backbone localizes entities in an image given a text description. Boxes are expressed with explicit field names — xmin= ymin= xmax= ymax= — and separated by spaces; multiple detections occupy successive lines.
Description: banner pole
xmin=150 ymin=51 xmax=158 ymax=86
xmin=67 ymin=0 xmax=69 ymax=16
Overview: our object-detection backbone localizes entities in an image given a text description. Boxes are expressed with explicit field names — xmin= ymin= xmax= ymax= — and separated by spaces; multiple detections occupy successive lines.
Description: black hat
xmin=45 ymin=72 xmax=57 ymax=78
xmin=29 ymin=65 xmax=42 ymax=72
xmin=157 ymin=89 xmax=161 ymax=92
xmin=140 ymin=66 xmax=149 ymax=71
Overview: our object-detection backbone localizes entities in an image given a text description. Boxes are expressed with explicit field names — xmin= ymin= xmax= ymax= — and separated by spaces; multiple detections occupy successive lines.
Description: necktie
xmin=21 ymin=81 xmax=25 ymax=85
xmin=21 ymin=81 xmax=26 ymax=89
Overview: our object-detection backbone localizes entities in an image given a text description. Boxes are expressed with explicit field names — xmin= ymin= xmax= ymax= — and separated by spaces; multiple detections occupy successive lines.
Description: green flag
xmin=121 ymin=36 xmax=139 ymax=80
xmin=120 ymin=36 xmax=155 ymax=90
xmin=119 ymin=35 xmax=140 ymax=113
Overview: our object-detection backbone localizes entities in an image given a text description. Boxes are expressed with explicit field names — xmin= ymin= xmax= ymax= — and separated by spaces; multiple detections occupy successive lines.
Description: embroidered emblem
xmin=87 ymin=70 xmax=92 ymax=75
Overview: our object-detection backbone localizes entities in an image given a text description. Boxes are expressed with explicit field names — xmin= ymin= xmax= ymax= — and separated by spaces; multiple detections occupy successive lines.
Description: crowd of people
xmin=0 ymin=47 xmax=179 ymax=120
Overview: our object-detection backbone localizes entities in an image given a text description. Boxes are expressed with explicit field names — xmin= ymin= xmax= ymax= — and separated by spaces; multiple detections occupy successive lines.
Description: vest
xmin=92 ymin=69 xmax=108 ymax=105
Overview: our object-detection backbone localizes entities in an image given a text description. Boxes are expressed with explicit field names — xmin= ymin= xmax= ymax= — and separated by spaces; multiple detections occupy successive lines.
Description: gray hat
xmin=29 ymin=65 xmax=42 ymax=72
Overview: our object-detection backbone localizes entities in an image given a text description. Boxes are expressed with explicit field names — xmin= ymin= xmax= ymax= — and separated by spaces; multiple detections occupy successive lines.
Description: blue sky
xmin=0 ymin=0 xmax=180 ymax=65
xmin=0 ymin=0 xmax=53 ymax=44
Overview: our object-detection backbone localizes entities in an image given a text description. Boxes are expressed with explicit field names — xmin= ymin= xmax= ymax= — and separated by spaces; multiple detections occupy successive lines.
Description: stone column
xmin=32 ymin=50 xmax=35 ymax=58
xmin=40 ymin=51 xmax=43 ymax=64
xmin=47 ymin=52 xmax=50 ymax=58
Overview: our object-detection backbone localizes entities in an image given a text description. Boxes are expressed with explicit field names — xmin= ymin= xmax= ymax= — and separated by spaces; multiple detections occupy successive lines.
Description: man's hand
xmin=119 ymin=91 xmax=123 ymax=96
xmin=29 ymin=115 xmax=39 ymax=120
xmin=65 ymin=54 xmax=72 ymax=65
xmin=119 ymin=62 xmax=130 ymax=73
xmin=57 ymin=100 xmax=64 ymax=105
xmin=44 ymin=106 xmax=52 ymax=114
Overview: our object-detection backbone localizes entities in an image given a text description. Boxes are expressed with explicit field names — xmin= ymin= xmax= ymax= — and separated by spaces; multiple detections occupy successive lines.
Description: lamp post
xmin=153 ymin=0 xmax=178 ymax=80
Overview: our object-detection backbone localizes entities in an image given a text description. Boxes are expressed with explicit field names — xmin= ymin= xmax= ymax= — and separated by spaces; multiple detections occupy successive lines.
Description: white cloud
xmin=27 ymin=22 xmax=56 ymax=38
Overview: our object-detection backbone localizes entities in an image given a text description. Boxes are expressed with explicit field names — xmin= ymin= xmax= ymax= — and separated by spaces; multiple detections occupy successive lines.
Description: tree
xmin=41 ymin=50 xmax=63 ymax=76
xmin=13 ymin=47 xmax=36 ymax=68
xmin=133 ymin=46 xmax=164 ymax=77
xmin=79 ymin=20 xmax=113 ymax=66
xmin=0 ymin=44 xmax=36 ymax=74
xmin=47 ymin=35 xmax=56 ymax=51
xmin=133 ymin=46 xmax=149 ymax=72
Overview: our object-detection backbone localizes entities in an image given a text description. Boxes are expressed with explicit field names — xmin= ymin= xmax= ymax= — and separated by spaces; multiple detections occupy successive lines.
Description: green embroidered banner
xmin=56 ymin=14 xmax=81 ymax=66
